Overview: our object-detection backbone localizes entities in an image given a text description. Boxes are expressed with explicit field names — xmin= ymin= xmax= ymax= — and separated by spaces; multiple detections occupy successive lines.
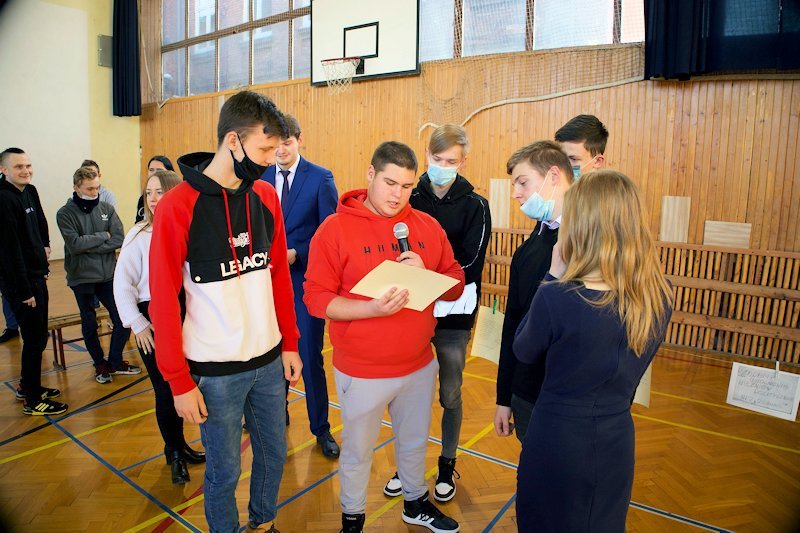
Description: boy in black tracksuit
xmin=494 ymin=141 xmax=575 ymax=442
xmin=383 ymin=125 xmax=491 ymax=503
xmin=0 ymin=147 xmax=68 ymax=415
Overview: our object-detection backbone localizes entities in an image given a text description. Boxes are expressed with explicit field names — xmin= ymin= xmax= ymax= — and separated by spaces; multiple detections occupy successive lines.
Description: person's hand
xmin=22 ymin=296 xmax=36 ymax=308
xmin=44 ymin=246 xmax=51 ymax=259
xmin=369 ymin=287 xmax=409 ymax=317
xmin=287 ymin=248 xmax=297 ymax=265
xmin=397 ymin=251 xmax=424 ymax=269
xmin=282 ymin=350 xmax=302 ymax=386
xmin=173 ymin=387 xmax=208 ymax=424
xmin=549 ymin=238 xmax=567 ymax=279
xmin=135 ymin=324 xmax=155 ymax=354
xmin=494 ymin=405 xmax=514 ymax=437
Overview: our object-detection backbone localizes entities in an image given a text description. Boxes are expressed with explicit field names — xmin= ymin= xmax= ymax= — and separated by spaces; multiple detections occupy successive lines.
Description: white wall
xmin=0 ymin=0 xmax=92 ymax=260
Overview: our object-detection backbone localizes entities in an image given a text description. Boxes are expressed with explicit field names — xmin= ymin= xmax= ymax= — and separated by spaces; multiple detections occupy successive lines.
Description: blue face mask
xmin=520 ymin=177 xmax=555 ymax=221
xmin=572 ymin=164 xmax=581 ymax=181
xmin=427 ymin=163 xmax=458 ymax=186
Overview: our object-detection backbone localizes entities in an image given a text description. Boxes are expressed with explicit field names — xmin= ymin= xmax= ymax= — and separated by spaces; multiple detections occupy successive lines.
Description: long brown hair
xmin=132 ymin=170 xmax=181 ymax=241
xmin=558 ymin=170 xmax=672 ymax=356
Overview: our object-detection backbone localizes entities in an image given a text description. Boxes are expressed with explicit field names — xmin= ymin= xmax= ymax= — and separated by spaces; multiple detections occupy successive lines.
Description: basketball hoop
xmin=320 ymin=57 xmax=361 ymax=95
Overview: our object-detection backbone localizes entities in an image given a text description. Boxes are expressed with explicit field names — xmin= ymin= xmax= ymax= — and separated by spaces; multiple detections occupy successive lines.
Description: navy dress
xmin=513 ymin=278 xmax=670 ymax=532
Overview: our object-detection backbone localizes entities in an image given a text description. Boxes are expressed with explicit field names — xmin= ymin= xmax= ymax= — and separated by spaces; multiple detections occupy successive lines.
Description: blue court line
xmin=116 ymin=395 xmax=306 ymax=472
xmin=629 ymin=502 xmax=732 ymax=532
xmin=2 ymin=346 xmax=138 ymax=385
xmin=46 ymin=415 xmax=202 ymax=532
xmin=483 ymin=493 xmax=516 ymax=532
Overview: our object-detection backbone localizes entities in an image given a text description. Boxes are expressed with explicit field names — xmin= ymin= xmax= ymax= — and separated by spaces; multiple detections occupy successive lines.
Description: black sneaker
xmin=111 ymin=360 xmax=142 ymax=375
xmin=22 ymin=399 xmax=68 ymax=416
xmin=0 ymin=328 xmax=19 ymax=343
xmin=15 ymin=386 xmax=61 ymax=402
xmin=340 ymin=512 xmax=365 ymax=533
xmin=434 ymin=456 xmax=460 ymax=502
xmin=402 ymin=492 xmax=460 ymax=533
xmin=95 ymin=363 xmax=113 ymax=384
xmin=383 ymin=472 xmax=402 ymax=497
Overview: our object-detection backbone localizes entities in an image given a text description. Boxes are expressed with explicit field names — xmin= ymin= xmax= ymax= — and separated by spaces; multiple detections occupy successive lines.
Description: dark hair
xmin=282 ymin=114 xmax=301 ymax=139
xmin=81 ymin=159 xmax=100 ymax=172
xmin=1 ymin=147 xmax=25 ymax=165
xmin=371 ymin=141 xmax=418 ymax=173
xmin=506 ymin=140 xmax=573 ymax=183
xmin=216 ymin=90 xmax=288 ymax=146
xmin=554 ymin=114 xmax=609 ymax=157
xmin=147 ymin=155 xmax=174 ymax=171
xmin=73 ymin=166 xmax=98 ymax=186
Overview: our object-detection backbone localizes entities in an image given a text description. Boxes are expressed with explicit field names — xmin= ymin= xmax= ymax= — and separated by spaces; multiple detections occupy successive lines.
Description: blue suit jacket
xmin=261 ymin=157 xmax=338 ymax=291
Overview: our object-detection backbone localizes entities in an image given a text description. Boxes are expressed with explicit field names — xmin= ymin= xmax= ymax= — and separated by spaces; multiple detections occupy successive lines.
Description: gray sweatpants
xmin=335 ymin=358 xmax=438 ymax=514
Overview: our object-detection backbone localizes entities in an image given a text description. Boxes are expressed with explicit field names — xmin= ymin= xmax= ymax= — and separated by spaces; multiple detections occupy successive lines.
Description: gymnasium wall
xmin=0 ymin=0 xmax=141 ymax=259
xmin=139 ymin=48 xmax=800 ymax=253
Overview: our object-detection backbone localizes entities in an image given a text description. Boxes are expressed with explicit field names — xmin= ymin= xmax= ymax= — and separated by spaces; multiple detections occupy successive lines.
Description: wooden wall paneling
xmin=703 ymin=221 xmax=752 ymax=248
xmin=660 ymin=196 xmax=691 ymax=243
xmin=489 ymin=179 xmax=511 ymax=229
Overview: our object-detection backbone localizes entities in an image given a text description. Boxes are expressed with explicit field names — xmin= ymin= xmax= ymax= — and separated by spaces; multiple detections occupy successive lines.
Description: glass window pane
xmin=189 ymin=0 xmax=215 ymax=38
xmin=253 ymin=0 xmax=289 ymax=20
xmin=253 ymin=22 xmax=290 ymax=84
xmin=294 ymin=0 xmax=310 ymax=8
xmin=219 ymin=32 xmax=250 ymax=90
xmin=219 ymin=0 xmax=247 ymax=30
xmin=162 ymin=48 xmax=186 ymax=98
xmin=189 ymin=41 xmax=216 ymax=95
xmin=621 ymin=0 xmax=645 ymax=42
xmin=420 ymin=0 xmax=454 ymax=62
xmin=162 ymin=0 xmax=185 ymax=45
xmin=533 ymin=0 xmax=614 ymax=50
xmin=292 ymin=15 xmax=311 ymax=78
xmin=463 ymin=0 xmax=526 ymax=57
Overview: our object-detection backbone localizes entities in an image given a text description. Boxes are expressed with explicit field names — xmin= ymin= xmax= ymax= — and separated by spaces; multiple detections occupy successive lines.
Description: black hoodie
xmin=410 ymin=173 xmax=491 ymax=330
xmin=0 ymin=176 xmax=49 ymax=303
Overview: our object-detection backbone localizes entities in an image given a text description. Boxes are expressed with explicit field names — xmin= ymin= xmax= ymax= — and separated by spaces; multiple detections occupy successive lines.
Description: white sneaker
xmin=383 ymin=472 xmax=402 ymax=497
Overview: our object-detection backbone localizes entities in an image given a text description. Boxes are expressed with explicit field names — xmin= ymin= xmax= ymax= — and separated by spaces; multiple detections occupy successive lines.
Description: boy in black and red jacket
xmin=149 ymin=91 xmax=301 ymax=533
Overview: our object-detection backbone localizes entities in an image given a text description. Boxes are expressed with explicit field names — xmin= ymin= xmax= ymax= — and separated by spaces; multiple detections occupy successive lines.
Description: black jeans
xmin=11 ymin=277 xmax=49 ymax=404
xmin=71 ymin=280 xmax=130 ymax=370
xmin=137 ymin=302 xmax=185 ymax=451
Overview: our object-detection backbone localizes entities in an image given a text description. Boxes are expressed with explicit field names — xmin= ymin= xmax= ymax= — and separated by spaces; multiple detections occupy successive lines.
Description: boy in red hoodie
xmin=304 ymin=142 xmax=465 ymax=533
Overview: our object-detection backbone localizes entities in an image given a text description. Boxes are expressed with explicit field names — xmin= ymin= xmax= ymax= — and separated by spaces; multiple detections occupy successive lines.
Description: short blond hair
xmin=428 ymin=124 xmax=469 ymax=157
xmin=73 ymin=166 xmax=98 ymax=186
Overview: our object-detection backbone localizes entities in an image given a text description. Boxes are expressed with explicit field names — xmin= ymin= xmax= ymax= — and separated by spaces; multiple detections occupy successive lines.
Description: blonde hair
xmin=429 ymin=124 xmax=469 ymax=157
xmin=558 ymin=170 xmax=672 ymax=356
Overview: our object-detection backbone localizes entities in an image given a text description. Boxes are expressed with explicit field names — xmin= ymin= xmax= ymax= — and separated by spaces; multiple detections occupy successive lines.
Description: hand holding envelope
xmin=349 ymin=260 xmax=460 ymax=312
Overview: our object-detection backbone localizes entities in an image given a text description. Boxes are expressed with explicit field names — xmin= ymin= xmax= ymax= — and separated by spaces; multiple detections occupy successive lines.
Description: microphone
xmin=393 ymin=222 xmax=411 ymax=253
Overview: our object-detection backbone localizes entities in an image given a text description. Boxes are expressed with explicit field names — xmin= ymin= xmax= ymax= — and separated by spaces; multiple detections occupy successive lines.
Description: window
xmin=419 ymin=0 xmax=454 ymax=62
xmin=463 ymin=0 xmax=527 ymax=56
xmin=533 ymin=0 xmax=614 ymax=50
xmin=161 ymin=0 xmax=310 ymax=98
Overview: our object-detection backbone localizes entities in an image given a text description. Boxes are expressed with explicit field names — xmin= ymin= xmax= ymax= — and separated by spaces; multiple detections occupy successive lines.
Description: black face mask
xmin=72 ymin=192 xmax=100 ymax=213
xmin=230 ymin=134 xmax=268 ymax=182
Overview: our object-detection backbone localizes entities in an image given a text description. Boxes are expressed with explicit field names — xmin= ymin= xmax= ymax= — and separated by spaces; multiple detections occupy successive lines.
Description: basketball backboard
xmin=310 ymin=0 xmax=420 ymax=86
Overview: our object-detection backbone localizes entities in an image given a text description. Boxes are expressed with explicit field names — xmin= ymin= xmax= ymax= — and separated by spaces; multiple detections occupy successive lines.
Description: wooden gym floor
xmin=0 ymin=262 xmax=798 ymax=532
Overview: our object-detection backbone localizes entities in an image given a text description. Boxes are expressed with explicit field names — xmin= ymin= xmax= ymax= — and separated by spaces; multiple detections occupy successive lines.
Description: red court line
xmin=152 ymin=436 xmax=252 ymax=533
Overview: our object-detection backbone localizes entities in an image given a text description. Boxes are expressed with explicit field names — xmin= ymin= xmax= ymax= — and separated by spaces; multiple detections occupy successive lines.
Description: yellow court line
xmin=649 ymin=390 xmax=786 ymax=420
xmin=466 ymin=356 xmax=477 ymax=364
xmin=459 ymin=370 xmax=799 ymax=454
xmin=365 ymin=422 xmax=495 ymax=526
xmin=322 ymin=346 xmax=333 ymax=354
xmin=125 ymin=424 xmax=345 ymax=532
xmin=632 ymin=413 xmax=800 ymax=455
xmin=0 ymin=408 xmax=155 ymax=465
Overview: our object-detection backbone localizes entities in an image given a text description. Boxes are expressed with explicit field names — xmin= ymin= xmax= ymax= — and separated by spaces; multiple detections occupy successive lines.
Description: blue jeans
xmin=194 ymin=356 xmax=287 ymax=533
xmin=2 ymin=293 xmax=18 ymax=330
xmin=433 ymin=328 xmax=471 ymax=458
xmin=71 ymin=280 xmax=130 ymax=370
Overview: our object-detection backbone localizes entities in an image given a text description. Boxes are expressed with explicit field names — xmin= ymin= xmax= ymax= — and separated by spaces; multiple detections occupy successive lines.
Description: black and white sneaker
xmin=434 ymin=456 xmax=460 ymax=502
xmin=383 ymin=472 xmax=402 ymax=497
xmin=339 ymin=512 xmax=365 ymax=533
xmin=22 ymin=399 xmax=68 ymax=416
xmin=15 ymin=386 xmax=61 ymax=402
xmin=402 ymin=492 xmax=460 ymax=533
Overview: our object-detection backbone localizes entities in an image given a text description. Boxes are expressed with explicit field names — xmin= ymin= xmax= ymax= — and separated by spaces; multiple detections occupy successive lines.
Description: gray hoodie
xmin=56 ymin=198 xmax=124 ymax=287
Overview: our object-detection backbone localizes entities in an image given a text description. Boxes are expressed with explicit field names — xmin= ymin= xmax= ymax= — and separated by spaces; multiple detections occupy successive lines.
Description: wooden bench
xmin=48 ymin=309 xmax=110 ymax=370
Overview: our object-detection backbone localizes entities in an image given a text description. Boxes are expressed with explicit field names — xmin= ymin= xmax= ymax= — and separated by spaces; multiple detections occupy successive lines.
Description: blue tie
xmin=279 ymin=170 xmax=290 ymax=205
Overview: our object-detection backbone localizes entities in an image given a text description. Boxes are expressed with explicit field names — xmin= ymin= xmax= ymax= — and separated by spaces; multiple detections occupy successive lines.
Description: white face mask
xmin=79 ymin=194 xmax=99 ymax=201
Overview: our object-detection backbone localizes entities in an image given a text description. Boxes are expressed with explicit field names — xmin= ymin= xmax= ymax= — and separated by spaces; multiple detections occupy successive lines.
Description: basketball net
xmin=320 ymin=57 xmax=361 ymax=95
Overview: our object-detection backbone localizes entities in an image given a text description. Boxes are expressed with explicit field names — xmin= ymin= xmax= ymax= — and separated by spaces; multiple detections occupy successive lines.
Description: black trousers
xmin=11 ymin=277 xmax=49 ymax=405
xmin=137 ymin=302 xmax=185 ymax=451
